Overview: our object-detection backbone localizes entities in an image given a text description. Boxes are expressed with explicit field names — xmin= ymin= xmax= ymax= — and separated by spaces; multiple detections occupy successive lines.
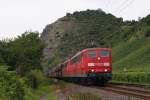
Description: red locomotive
xmin=48 ymin=48 xmax=112 ymax=85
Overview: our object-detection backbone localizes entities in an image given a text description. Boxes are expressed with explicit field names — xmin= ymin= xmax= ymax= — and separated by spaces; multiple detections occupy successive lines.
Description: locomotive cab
xmin=84 ymin=48 xmax=112 ymax=83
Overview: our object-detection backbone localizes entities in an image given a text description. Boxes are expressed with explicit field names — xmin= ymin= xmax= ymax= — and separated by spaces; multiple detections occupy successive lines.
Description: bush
xmin=144 ymin=26 xmax=150 ymax=37
xmin=0 ymin=66 xmax=25 ymax=100
xmin=26 ymin=69 xmax=49 ymax=89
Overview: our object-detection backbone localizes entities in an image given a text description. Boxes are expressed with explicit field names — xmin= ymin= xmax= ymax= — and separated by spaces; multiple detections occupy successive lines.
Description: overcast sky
xmin=0 ymin=0 xmax=150 ymax=39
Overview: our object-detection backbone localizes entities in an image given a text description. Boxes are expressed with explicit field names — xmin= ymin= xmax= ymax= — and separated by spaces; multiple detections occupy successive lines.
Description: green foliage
xmin=0 ymin=66 xmax=25 ymax=100
xmin=24 ymin=71 xmax=57 ymax=100
xmin=25 ymin=85 xmax=57 ymax=100
xmin=112 ymin=38 xmax=150 ymax=84
xmin=0 ymin=31 xmax=44 ymax=75
xmin=140 ymin=14 xmax=150 ymax=25
xmin=0 ymin=32 xmax=45 ymax=99
xmin=0 ymin=55 xmax=4 ymax=65
xmin=0 ymin=40 xmax=8 ymax=65
xmin=112 ymin=38 xmax=150 ymax=71
xmin=26 ymin=70 xmax=48 ymax=89
xmin=143 ymin=26 xmax=150 ymax=37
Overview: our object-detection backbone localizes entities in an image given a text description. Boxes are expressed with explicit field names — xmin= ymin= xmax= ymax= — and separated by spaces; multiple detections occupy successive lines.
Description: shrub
xmin=0 ymin=66 xmax=25 ymax=100
xmin=144 ymin=26 xmax=150 ymax=37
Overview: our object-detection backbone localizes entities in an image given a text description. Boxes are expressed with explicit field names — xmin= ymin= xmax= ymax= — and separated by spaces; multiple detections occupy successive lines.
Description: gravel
xmin=54 ymin=83 xmax=144 ymax=100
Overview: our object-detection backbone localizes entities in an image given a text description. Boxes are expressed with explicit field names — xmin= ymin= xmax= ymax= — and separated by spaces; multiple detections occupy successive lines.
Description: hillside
xmin=41 ymin=9 xmax=123 ymax=69
xmin=41 ymin=9 xmax=150 ymax=72
xmin=113 ymin=37 xmax=150 ymax=72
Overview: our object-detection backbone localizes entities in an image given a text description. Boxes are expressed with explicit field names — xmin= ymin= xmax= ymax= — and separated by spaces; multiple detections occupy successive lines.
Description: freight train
xmin=48 ymin=48 xmax=112 ymax=85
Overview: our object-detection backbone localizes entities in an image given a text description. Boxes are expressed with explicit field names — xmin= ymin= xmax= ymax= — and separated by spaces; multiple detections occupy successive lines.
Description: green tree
xmin=0 ymin=31 xmax=44 ymax=76
xmin=10 ymin=32 xmax=44 ymax=75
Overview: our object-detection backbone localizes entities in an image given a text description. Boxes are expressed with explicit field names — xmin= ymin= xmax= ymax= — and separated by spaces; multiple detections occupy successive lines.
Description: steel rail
xmin=97 ymin=84 xmax=150 ymax=100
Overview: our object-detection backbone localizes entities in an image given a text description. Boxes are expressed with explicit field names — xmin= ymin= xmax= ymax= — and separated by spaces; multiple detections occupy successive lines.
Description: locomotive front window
xmin=88 ymin=51 xmax=96 ymax=58
xmin=100 ymin=50 xmax=109 ymax=57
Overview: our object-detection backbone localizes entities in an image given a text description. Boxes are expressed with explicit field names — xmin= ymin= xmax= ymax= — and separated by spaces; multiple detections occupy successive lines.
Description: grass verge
xmin=25 ymin=84 xmax=57 ymax=100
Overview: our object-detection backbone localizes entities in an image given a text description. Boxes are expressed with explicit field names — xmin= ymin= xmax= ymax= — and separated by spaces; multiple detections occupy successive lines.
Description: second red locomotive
xmin=48 ymin=48 xmax=112 ymax=85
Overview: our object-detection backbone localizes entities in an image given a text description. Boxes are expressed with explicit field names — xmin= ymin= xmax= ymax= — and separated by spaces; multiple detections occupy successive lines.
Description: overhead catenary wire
xmin=112 ymin=0 xmax=130 ymax=13
xmin=107 ymin=0 xmax=119 ymax=11
xmin=104 ymin=0 xmax=120 ymax=13
xmin=102 ymin=0 xmax=111 ymax=13
xmin=105 ymin=0 xmax=113 ymax=9
xmin=102 ymin=0 xmax=127 ymax=14
xmin=138 ymin=8 xmax=150 ymax=20
xmin=106 ymin=0 xmax=115 ymax=12
xmin=115 ymin=0 xmax=136 ymax=14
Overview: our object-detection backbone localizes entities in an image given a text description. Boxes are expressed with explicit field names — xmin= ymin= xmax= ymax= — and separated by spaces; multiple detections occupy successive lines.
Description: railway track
xmin=98 ymin=83 xmax=150 ymax=100
xmin=73 ymin=81 xmax=150 ymax=99
xmin=109 ymin=82 xmax=150 ymax=88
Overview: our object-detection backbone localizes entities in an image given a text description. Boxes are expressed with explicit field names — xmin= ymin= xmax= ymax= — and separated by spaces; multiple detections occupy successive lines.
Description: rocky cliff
xmin=41 ymin=17 xmax=80 ymax=67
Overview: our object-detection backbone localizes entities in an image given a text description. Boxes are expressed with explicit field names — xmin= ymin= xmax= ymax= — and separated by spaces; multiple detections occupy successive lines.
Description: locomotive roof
xmin=82 ymin=48 xmax=111 ymax=52
xmin=71 ymin=48 xmax=110 ymax=59
xmin=62 ymin=48 xmax=111 ymax=64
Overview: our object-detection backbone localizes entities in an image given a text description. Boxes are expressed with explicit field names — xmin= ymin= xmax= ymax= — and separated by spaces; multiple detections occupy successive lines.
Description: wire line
xmin=116 ymin=0 xmax=136 ymax=14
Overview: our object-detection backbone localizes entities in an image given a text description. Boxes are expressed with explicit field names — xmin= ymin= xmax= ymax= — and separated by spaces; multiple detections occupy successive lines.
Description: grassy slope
xmin=112 ymin=37 xmax=150 ymax=84
xmin=25 ymin=85 xmax=57 ymax=100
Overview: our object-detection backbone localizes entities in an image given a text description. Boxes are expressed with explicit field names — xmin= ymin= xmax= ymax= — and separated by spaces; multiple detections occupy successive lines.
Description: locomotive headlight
xmin=104 ymin=69 xmax=108 ymax=72
xmin=88 ymin=63 xmax=95 ymax=67
xmin=91 ymin=69 xmax=94 ymax=72
xmin=104 ymin=63 xmax=110 ymax=67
